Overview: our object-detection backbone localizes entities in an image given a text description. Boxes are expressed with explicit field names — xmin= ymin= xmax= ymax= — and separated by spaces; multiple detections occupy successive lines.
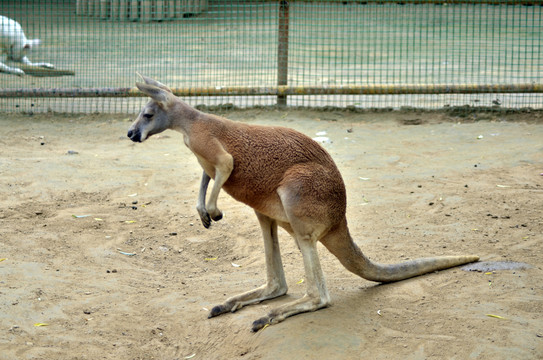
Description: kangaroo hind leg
xmin=251 ymin=177 xmax=334 ymax=332
xmin=251 ymin=235 xmax=330 ymax=332
xmin=208 ymin=211 xmax=288 ymax=318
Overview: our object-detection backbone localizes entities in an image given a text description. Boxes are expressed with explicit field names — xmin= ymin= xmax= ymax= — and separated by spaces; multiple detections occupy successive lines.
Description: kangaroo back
xmin=202 ymin=117 xmax=343 ymax=212
xmin=1 ymin=16 xmax=29 ymax=55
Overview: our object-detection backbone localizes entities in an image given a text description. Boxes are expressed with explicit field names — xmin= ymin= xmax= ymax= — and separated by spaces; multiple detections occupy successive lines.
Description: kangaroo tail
xmin=356 ymin=254 xmax=480 ymax=283
xmin=321 ymin=219 xmax=479 ymax=283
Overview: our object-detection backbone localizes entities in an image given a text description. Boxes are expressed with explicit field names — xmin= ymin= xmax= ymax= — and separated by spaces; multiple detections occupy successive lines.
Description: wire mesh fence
xmin=0 ymin=0 xmax=541 ymax=113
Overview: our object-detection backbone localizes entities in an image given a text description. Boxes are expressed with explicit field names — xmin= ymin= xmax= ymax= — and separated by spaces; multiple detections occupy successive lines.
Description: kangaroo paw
xmin=197 ymin=209 xmax=222 ymax=228
xmin=208 ymin=304 xmax=231 ymax=318
xmin=211 ymin=212 xmax=223 ymax=222
xmin=34 ymin=62 xmax=55 ymax=69
xmin=207 ymin=206 xmax=223 ymax=222
xmin=251 ymin=316 xmax=271 ymax=332
xmin=11 ymin=68 xmax=25 ymax=76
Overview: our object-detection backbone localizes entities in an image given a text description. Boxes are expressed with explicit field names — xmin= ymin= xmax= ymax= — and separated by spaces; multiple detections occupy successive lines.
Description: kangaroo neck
xmin=170 ymin=100 xmax=202 ymax=135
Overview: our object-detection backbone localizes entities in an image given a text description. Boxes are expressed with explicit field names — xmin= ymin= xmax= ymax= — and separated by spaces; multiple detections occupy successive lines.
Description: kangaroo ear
xmin=136 ymin=82 xmax=173 ymax=107
xmin=136 ymin=73 xmax=172 ymax=93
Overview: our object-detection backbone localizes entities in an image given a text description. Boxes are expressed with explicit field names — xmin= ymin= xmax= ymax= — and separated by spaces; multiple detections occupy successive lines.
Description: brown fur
xmin=128 ymin=75 xmax=479 ymax=332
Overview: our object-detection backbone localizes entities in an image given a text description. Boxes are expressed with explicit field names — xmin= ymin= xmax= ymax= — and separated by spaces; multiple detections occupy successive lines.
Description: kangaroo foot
xmin=207 ymin=207 xmax=224 ymax=222
xmin=208 ymin=283 xmax=288 ymax=321
xmin=251 ymin=294 xmax=330 ymax=332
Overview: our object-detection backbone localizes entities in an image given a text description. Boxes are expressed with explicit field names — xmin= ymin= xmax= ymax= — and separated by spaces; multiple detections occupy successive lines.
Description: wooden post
xmin=180 ymin=0 xmax=187 ymax=13
xmin=100 ymin=0 xmax=109 ymax=19
xmin=142 ymin=0 xmax=152 ymax=22
xmin=111 ymin=0 xmax=119 ymax=20
xmin=130 ymin=0 xmax=139 ymax=21
xmin=277 ymin=0 xmax=289 ymax=107
xmin=87 ymin=0 xmax=95 ymax=16
xmin=76 ymin=0 xmax=88 ymax=15
xmin=166 ymin=0 xmax=175 ymax=18
xmin=119 ymin=0 xmax=128 ymax=20
xmin=156 ymin=0 xmax=165 ymax=20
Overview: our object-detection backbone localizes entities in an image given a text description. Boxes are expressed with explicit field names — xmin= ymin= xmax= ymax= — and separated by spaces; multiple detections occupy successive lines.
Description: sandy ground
xmin=0 ymin=108 xmax=542 ymax=360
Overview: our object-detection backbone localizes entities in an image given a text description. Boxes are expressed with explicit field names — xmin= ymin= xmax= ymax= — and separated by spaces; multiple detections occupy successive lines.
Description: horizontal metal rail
xmin=0 ymin=84 xmax=542 ymax=98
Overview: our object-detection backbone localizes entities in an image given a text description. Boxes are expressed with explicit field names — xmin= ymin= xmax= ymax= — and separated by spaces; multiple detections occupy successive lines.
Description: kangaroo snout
xmin=127 ymin=129 xmax=141 ymax=142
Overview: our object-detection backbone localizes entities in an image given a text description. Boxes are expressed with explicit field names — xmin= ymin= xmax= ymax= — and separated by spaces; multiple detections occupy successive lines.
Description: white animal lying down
xmin=0 ymin=15 xmax=54 ymax=76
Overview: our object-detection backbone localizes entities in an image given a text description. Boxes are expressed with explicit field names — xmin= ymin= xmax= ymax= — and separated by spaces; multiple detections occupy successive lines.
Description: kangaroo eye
xmin=143 ymin=113 xmax=153 ymax=119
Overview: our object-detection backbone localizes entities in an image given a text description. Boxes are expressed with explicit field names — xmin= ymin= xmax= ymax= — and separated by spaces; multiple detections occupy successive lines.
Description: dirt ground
xmin=1 ymin=108 xmax=542 ymax=360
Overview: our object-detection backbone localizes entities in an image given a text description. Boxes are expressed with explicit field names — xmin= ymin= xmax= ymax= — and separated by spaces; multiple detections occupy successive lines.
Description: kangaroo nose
xmin=127 ymin=130 xmax=133 ymax=138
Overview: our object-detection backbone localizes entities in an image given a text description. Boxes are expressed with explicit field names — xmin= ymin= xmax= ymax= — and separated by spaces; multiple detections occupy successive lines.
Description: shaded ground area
xmin=0 ymin=109 xmax=542 ymax=359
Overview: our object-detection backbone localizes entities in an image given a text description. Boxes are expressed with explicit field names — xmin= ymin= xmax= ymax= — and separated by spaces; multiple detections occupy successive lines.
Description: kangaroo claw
xmin=199 ymin=211 xmax=212 ymax=229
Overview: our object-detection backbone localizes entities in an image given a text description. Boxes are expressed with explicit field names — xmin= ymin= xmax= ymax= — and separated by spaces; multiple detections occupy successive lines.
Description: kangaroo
xmin=127 ymin=75 xmax=479 ymax=332
xmin=0 ymin=15 xmax=54 ymax=76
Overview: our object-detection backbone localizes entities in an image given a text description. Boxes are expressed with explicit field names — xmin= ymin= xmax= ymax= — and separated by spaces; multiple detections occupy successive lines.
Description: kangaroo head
xmin=9 ymin=39 xmax=40 ymax=60
xmin=128 ymin=75 xmax=175 ymax=143
xmin=24 ymin=39 xmax=41 ymax=50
